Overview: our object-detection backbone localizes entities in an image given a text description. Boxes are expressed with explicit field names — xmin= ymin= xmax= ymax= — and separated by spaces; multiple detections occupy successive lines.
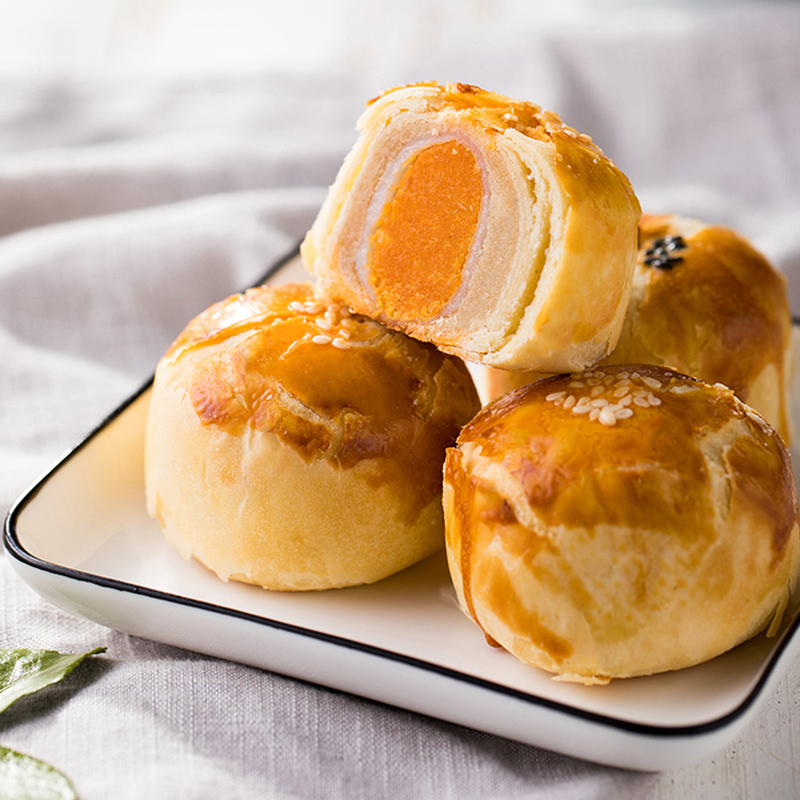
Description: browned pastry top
xmin=628 ymin=214 xmax=791 ymax=407
xmin=163 ymin=282 xmax=480 ymax=519
xmin=453 ymin=363 xmax=796 ymax=555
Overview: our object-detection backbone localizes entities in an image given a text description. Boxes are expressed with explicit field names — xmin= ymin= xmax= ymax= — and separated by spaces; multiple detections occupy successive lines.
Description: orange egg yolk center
xmin=368 ymin=140 xmax=483 ymax=320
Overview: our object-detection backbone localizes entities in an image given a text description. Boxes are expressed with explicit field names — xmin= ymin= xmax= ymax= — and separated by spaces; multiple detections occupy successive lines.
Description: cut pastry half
xmin=301 ymin=82 xmax=642 ymax=373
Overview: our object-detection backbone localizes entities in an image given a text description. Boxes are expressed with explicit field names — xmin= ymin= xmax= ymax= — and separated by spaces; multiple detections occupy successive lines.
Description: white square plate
xmin=5 ymin=249 xmax=800 ymax=771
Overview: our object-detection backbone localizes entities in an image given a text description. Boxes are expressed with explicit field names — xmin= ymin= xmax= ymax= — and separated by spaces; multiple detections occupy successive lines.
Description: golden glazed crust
xmin=444 ymin=364 xmax=800 ymax=683
xmin=145 ymin=282 xmax=481 ymax=591
xmin=301 ymin=82 xmax=641 ymax=373
xmin=485 ymin=214 xmax=795 ymax=443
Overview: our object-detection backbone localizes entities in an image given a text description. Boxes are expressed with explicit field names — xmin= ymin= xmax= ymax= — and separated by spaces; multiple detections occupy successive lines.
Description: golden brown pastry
xmin=301 ymin=82 xmax=641 ymax=373
xmin=486 ymin=214 xmax=794 ymax=442
xmin=444 ymin=364 xmax=800 ymax=684
xmin=145 ymin=282 xmax=481 ymax=591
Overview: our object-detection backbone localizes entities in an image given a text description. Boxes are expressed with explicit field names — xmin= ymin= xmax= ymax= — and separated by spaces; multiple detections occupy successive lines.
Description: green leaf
xmin=0 ymin=746 xmax=77 ymax=800
xmin=0 ymin=648 xmax=106 ymax=715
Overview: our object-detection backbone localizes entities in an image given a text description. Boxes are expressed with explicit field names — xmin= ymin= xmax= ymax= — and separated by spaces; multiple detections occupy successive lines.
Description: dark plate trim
xmin=4 ymin=246 xmax=800 ymax=743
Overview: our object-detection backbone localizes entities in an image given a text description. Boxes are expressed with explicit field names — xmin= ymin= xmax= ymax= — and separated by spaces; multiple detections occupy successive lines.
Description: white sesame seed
xmin=599 ymin=408 xmax=617 ymax=426
xmin=572 ymin=405 xmax=592 ymax=415
xmin=589 ymin=408 xmax=601 ymax=421
xmin=312 ymin=335 xmax=332 ymax=345
xmin=643 ymin=377 xmax=662 ymax=390
xmin=546 ymin=391 xmax=567 ymax=402
xmin=590 ymin=398 xmax=609 ymax=408
xmin=647 ymin=394 xmax=662 ymax=406
xmin=590 ymin=386 xmax=605 ymax=397
xmin=618 ymin=372 xmax=630 ymax=379
xmin=618 ymin=395 xmax=633 ymax=407
xmin=569 ymin=381 xmax=586 ymax=388
xmin=587 ymin=378 xmax=600 ymax=387
xmin=634 ymin=396 xmax=650 ymax=407
xmin=289 ymin=301 xmax=306 ymax=312
xmin=338 ymin=329 xmax=351 ymax=339
xmin=603 ymin=375 xmax=614 ymax=385
xmin=612 ymin=386 xmax=630 ymax=398
xmin=305 ymin=303 xmax=323 ymax=315
xmin=631 ymin=372 xmax=641 ymax=380
xmin=315 ymin=317 xmax=333 ymax=330
xmin=563 ymin=395 xmax=577 ymax=409
xmin=331 ymin=338 xmax=350 ymax=349
xmin=615 ymin=408 xmax=634 ymax=420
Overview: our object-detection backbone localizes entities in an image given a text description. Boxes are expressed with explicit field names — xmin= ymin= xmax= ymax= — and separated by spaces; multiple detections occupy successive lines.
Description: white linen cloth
xmin=2 ymin=2 xmax=800 ymax=798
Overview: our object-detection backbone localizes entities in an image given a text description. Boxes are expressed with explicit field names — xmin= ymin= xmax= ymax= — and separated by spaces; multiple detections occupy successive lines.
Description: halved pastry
xmin=145 ymin=282 xmax=481 ymax=591
xmin=301 ymin=82 xmax=641 ymax=373
xmin=486 ymin=214 xmax=794 ymax=442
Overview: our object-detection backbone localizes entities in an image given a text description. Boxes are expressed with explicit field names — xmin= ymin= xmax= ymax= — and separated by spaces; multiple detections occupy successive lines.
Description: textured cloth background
xmin=2 ymin=2 xmax=800 ymax=798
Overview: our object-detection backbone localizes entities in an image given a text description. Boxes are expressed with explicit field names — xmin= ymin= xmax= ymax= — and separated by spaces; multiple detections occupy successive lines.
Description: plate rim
xmin=4 ymin=244 xmax=800 ymax=745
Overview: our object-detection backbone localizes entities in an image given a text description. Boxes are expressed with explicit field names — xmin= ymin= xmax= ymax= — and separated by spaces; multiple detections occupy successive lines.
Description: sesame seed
xmin=618 ymin=395 xmax=633 ymax=407
xmin=315 ymin=317 xmax=333 ymax=330
xmin=590 ymin=386 xmax=605 ymax=397
xmin=599 ymin=408 xmax=617 ymax=426
xmin=634 ymin=396 xmax=650 ymax=407
xmin=615 ymin=408 xmax=633 ymax=420
xmin=612 ymin=386 xmax=630 ymax=398
xmin=563 ymin=395 xmax=577 ymax=409
xmin=331 ymin=338 xmax=350 ymax=349
xmin=589 ymin=408 xmax=601 ymax=421
xmin=569 ymin=381 xmax=586 ymax=388
xmin=642 ymin=377 xmax=662 ymax=390
xmin=304 ymin=303 xmax=323 ymax=315
xmin=338 ymin=329 xmax=351 ymax=339
xmin=572 ymin=405 xmax=592 ymax=415
xmin=590 ymin=398 xmax=609 ymax=408
xmin=312 ymin=335 xmax=332 ymax=345
xmin=546 ymin=391 xmax=567 ymax=402
xmin=603 ymin=375 xmax=614 ymax=385
xmin=289 ymin=301 xmax=306 ymax=312
xmin=647 ymin=394 xmax=661 ymax=406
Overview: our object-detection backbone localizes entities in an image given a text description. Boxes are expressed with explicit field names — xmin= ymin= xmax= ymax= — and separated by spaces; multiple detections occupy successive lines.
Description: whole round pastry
xmin=444 ymin=364 xmax=800 ymax=683
xmin=486 ymin=214 xmax=794 ymax=442
xmin=302 ymin=82 xmax=641 ymax=373
xmin=145 ymin=282 xmax=481 ymax=591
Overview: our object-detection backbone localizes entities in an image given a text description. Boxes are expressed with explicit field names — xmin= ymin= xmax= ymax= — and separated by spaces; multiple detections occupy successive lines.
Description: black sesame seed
xmin=642 ymin=235 xmax=687 ymax=269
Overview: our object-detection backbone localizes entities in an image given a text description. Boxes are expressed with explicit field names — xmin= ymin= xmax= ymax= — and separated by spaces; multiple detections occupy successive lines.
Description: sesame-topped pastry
xmin=301 ymin=82 xmax=641 ymax=373
xmin=486 ymin=214 xmax=794 ymax=442
xmin=444 ymin=364 xmax=800 ymax=684
xmin=145 ymin=282 xmax=481 ymax=591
